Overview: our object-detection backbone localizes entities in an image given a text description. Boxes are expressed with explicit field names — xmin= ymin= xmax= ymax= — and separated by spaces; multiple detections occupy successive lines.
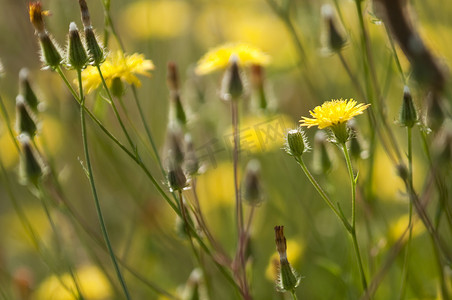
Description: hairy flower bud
xmin=16 ymin=96 xmax=37 ymax=138
xmin=18 ymin=133 xmax=43 ymax=186
xmin=221 ymin=55 xmax=244 ymax=101
xmin=243 ymin=159 xmax=264 ymax=206
xmin=399 ymin=86 xmax=418 ymax=128
xmin=322 ymin=4 xmax=346 ymax=52
xmin=274 ymin=226 xmax=301 ymax=293
xmin=285 ymin=128 xmax=308 ymax=157
xmin=67 ymin=22 xmax=88 ymax=70
xmin=19 ymin=68 xmax=39 ymax=112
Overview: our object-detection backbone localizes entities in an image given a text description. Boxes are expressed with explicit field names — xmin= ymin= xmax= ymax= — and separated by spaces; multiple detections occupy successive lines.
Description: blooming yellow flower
xmin=300 ymin=99 xmax=370 ymax=129
xmin=81 ymin=51 xmax=154 ymax=94
xmin=195 ymin=42 xmax=270 ymax=75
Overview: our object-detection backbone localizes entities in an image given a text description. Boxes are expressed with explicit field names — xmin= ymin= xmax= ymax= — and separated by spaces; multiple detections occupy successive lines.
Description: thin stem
xmin=341 ymin=143 xmax=367 ymax=290
xmin=399 ymin=127 xmax=414 ymax=299
xmin=77 ymin=69 xmax=131 ymax=299
xmin=291 ymin=290 xmax=298 ymax=300
xmin=295 ymin=157 xmax=351 ymax=231
xmin=337 ymin=52 xmax=366 ymax=100
xmin=131 ymin=85 xmax=166 ymax=176
xmin=231 ymin=100 xmax=243 ymax=236
xmin=96 ymin=65 xmax=135 ymax=149
xmin=0 ymin=94 xmax=20 ymax=152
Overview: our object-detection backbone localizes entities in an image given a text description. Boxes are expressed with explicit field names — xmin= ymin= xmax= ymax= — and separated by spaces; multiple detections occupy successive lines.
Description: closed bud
xmin=348 ymin=119 xmax=365 ymax=160
xmin=39 ymin=34 xmax=63 ymax=69
xmin=18 ymin=134 xmax=43 ymax=186
xmin=85 ymin=27 xmax=104 ymax=66
xmin=167 ymin=62 xmax=180 ymax=92
xmin=243 ymin=159 xmax=264 ymax=206
xmin=184 ymin=134 xmax=199 ymax=176
xmin=16 ymin=96 xmax=37 ymax=138
xmin=19 ymin=68 xmax=39 ymax=112
xmin=396 ymin=163 xmax=409 ymax=182
xmin=167 ymin=151 xmax=187 ymax=192
xmin=250 ymin=64 xmax=267 ymax=110
xmin=78 ymin=0 xmax=91 ymax=28
xmin=399 ymin=86 xmax=418 ymax=128
xmin=274 ymin=226 xmax=301 ymax=293
xmin=285 ymin=128 xmax=308 ymax=157
xmin=170 ymin=92 xmax=187 ymax=126
xmin=313 ymin=130 xmax=333 ymax=174
xmin=221 ymin=55 xmax=244 ymax=101
xmin=322 ymin=4 xmax=346 ymax=52
xmin=67 ymin=22 xmax=88 ymax=70
xmin=165 ymin=124 xmax=185 ymax=165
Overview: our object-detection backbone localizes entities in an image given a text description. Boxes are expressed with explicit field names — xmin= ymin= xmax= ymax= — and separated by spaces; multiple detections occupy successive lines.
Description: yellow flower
xmin=35 ymin=265 xmax=112 ymax=300
xmin=300 ymin=99 xmax=370 ymax=129
xmin=195 ymin=42 xmax=270 ymax=75
xmin=121 ymin=0 xmax=191 ymax=39
xmin=81 ymin=51 xmax=154 ymax=94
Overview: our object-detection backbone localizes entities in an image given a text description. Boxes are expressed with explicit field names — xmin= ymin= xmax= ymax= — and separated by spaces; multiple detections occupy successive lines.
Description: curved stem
xmin=96 ymin=66 xmax=134 ymax=149
xmin=77 ymin=69 xmax=131 ymax=299
xmin=295 ymin=157 xmax=351 ymax=231
xmin=291 ymin=289 xmax=298 ymax=300
xmin=341 ymin=143 xmax=367 ymax=290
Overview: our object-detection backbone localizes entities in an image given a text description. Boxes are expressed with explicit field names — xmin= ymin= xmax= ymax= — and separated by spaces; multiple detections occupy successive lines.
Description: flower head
xmin=28 ymin=2 xmax=50 ymax=34
xmin=195 ymin=42 xmax=270 ymax=75
xmin=300 ymin=99 xmax=370 ymax=130
xmin=81 ymin=51 xmax=154 ymax=94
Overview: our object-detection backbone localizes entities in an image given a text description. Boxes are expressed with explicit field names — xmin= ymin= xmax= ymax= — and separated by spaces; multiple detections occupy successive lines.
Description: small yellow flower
xmin=81 ymin=51 xmax=154 ymax=94
xmin=300 ymin=99 xmax=370 ymax=130
xmin=195 ymin=42 xmax=270 ymax=75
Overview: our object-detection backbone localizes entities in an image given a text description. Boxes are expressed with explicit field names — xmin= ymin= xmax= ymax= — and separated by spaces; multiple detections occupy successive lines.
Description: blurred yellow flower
xmin=265 ymin=239 xmax=304 ymax=281
xmin=388 ymin=214 xmax=425 ymax=242
xmin=81 ymin=51 xmax=154 ymax=94
xmin=35 ymin=265 xmax=112 ymax=300
xmin=121 ymin=0 xmax=190 ymax=39
xmin=223 ymin=114 xmax=294 ymax=153
xmin=300 ymin=99 xmax=370 ymax=129
xmin=196 ymin=162 xmax=237 ymax=212
xmin=194 ymin=4 xmax=294 ymax=68
xmin=195 ymin=42 xmax=270 ymax=75
xmin=0 ymin=129 xmax=19 ymax=169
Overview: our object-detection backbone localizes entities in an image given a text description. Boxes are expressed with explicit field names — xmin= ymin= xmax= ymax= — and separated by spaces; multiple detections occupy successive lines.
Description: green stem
xmin=77 ymin=69 xmax=131 ymax=299
xmin=96 ymin=66 xmax=135 ymax=149
xmin=0 ymin=94 xmax=20 ymax=152
xmin=341 ymin=143 xmax=368 ymax=290
xmin=131 ymin=85 xmax=166 ymax=177
xmin=291 ymin=289 xmax=298 ymax=300
xmin=295 ymin=157 xmax=351 ymax=231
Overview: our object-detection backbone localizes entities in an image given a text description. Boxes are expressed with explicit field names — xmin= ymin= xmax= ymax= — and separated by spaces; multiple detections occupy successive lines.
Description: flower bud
xmin=19 ymin=68 xmax=39 ymax=112
xmin=322 ymin=4 xmax=346 ymax=52
xmin=167 ymin=151 xmax=187 ymax=192
xmin=18 ymin=133 xmax=43 ymax=186
xmin=348 ymin=119 xmax=366 ymax=160
xmin=399 ymin=86 xmax=418 ymax=128
xmin=274 ymin=226 xmax=301 ymax=293
xmin=221 ymin=55 xmax=244 ymax=101
xmin=78 ymin=0 xmax=91 ymax=28
xmin=242 ymin=159 xmax=264 ymax=206
xmin=85 ymin=27 xmax=105 ymax=66
xmin=165 ymin=124 xmax=185 ymax=165
xmin=167 ymin=62 xmax=180 ymax=92
xmin=39 ymin=34 xmax=63 ymax=69
xmin=285 ymin=128 xmax=308 ymax=157
xmin=313 ymin=130 xmax=333 ymax=174
xmin=67 ymin=22 xmax=88 ymax=70
xmin=184 ymin=134 xmax=199 ymax=176
xmin=16 ymin=95 xmax=37 ymax=138
xmin=250 ymin=64 xmax=267 ymax=110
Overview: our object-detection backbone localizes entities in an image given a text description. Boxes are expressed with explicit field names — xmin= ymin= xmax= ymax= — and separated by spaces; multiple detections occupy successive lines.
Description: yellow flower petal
xmin=81 ymin=51 xmax=154 ymax=94
xmin=195 ymin=42 xmax=270 ymax=75
xmin=300 ymin=98 xmax=370 ymax=129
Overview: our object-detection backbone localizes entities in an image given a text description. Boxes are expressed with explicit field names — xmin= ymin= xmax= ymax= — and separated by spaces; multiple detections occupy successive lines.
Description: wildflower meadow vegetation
xmin=1 ymin=0 xmax=452 ymax=299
